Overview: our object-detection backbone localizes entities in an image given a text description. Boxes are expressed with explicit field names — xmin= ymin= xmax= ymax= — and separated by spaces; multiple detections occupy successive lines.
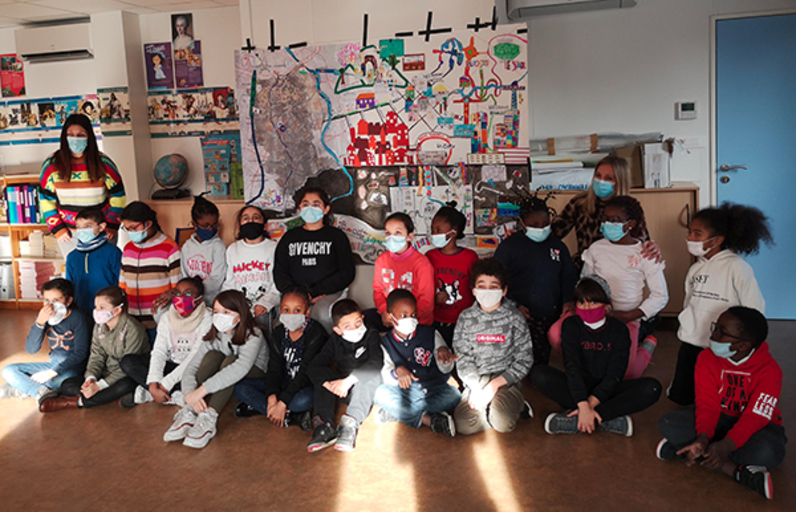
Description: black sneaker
xmin=599 ymin=415 xmax=633 ymax=437
xmin=119 ymin=392 xmax=137 ymax=409
xmin=334 ymin=415 xmax=359 ymax=452
xmin=288 ymin=411 xmax=314 ymax=432
xmin=429 ymin=412 xmax=456 ymax=437
xmin=735 ymin=465 xmax=773 ymax=500
xmin=307 ymin=416 xmax=337 ymax=453
xmin=655 ymin=438 xmax=686 ymax=461
xmin=544 ymin=412 xmax=579 ymax=434
xmin=520 ymin=400 xmax=534 ymax=419
xmin=234 ymin=402 xmax=261 ymax=418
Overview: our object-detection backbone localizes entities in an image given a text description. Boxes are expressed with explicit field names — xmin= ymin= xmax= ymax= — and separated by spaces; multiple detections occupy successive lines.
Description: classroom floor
xmin=0 ymin=310 xmax=792 ymax=511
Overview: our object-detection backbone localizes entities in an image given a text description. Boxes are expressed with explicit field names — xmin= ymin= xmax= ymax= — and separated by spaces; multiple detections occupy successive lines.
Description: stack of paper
xmin=42 ymin=234 xmax=59 ymax=259
xmin=19 ymin=261 xmax=55 ymax=300
xmin=28 ymin=231 xmax=44 ymax=257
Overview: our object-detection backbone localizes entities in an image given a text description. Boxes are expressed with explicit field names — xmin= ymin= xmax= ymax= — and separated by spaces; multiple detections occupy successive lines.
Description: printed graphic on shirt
xmin=437 ymin=278 xmax=462 ymax=306
xmin=476 ymin=334 xmax=506 ymax=344
xmin=283 ymin=345 xmax=302 ymax=379
xmin=171 ymin=332 xmax=199 ymax=364
xmin=752 ymin=393 xmax=778 ymax=420
xmin=550 ymin=248 xmax=560 ymax=262
xmin=48 ymin=330 xmax=74 ymax=351
xmin=414 ymin=347 xmax=432 ymax=366
xmin=627 ymin=254 xmax=641 ymax=269
xmin=355 ymin=346 xmax=367 ymax=358
xmin=381 ymin=268 xmax=414 ymax=293
xmin=719 ymin=369 xmax=754 ymax=414
xmin=186 ymin=254 xmax=213 ymax=280
xmin=580 ymin=340 xmax=612 ymax=351
xmin=233 ymin=260 xmax=273 ymax=303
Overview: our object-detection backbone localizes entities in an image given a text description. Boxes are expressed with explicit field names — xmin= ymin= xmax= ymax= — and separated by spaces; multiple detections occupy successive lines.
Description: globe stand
xmin=152 ymin=188 xmax=191 ymax=200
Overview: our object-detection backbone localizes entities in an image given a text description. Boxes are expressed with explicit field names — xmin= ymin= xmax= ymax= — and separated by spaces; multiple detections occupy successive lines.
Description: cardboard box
xmin=614 ymin=140 xmax=672 ymax=189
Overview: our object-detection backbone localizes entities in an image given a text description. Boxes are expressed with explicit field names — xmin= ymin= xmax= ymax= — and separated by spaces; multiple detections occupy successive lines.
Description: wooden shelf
xmin=2 ymin=174 xmax=40 ymax=186
xmin=16 ymin=257 xmax=63 ymax=263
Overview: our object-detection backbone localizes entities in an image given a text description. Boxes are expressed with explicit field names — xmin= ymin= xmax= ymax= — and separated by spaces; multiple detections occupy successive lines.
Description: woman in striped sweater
xmin=39 ymin=114 xmax=126 ymax=256
xmin=119 ymin=202 xmax=181 ymax=341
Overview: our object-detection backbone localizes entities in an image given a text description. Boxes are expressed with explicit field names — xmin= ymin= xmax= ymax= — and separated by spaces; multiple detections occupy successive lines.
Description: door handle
xmin=720 ymin=164 xmax=748 ymax=172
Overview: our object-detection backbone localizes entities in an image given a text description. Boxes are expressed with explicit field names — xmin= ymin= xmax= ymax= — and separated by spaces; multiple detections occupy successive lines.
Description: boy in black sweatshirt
xmin=531 ymin=275 xmax=661 ymax=437
xmin=307 ymin=299 xmax=382 ymax=452
xmin=373 ymin=289 xmax=461 ymax=436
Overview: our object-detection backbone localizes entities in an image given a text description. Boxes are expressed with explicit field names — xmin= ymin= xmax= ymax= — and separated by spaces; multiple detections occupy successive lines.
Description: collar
xmin=729 ymin=348 xmax=756 ymax=366
xmin=390 ymin=245 xmax=416 ymax=262
xmin=391 ymin=328 xmax=416 ymax=343
xmin=583 ymin=318 xmax=606 ymax=330
xmin=133 ymin=232 xmax=166 ymax=249
xmin=76 ymin=232 xmax=108 ymax=252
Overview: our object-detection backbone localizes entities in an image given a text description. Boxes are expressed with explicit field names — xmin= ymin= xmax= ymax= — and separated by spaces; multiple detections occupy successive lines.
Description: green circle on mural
xmin=493 ymin=42 xmax=520 ymax=61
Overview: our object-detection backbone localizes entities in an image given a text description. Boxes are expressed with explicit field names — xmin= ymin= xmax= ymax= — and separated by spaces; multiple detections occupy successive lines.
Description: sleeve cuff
xmin=97 ymin=379 xmax=110 ymax=390
xmin=500 ymin=371 xmax=517 ymax=387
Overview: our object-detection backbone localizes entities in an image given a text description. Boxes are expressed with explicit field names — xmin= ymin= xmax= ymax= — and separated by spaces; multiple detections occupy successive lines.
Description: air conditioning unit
xmin=15 ymin=23 xmax=93 ymax=63
xmin=501 ymin=0 xmax=636 ymax=20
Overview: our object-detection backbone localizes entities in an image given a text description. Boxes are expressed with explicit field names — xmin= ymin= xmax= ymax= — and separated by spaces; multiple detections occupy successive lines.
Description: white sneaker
xmin=183 ymin=409 xmax=218 ymax=449
xmin=165 ymin=390 xmax=184 ymax=407
xmin=163 ymin=407 xmax=197 ymax=442
xmin=134 ymin=386 xmax=154 ymax=404
xmin=0 ymin=383 xmax=27 ymax=399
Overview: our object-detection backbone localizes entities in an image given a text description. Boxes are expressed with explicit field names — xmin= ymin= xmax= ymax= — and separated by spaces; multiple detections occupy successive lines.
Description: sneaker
xmin=373 ymin=406 xmax=398 ymax=425
xmin=289 ymin=410 xmax=313 ymax=432
xmin=735 ymin=465 xmax=773 ymax=500
xmin=0 ymin=383 xmax=27 ymax=400
xmin=163 ymin=407 xmax=197 ymax=442
xmin=134 ymin=385 xmax=154 ymax=404
xmin=599 ymin=415 xmax=634 ymax=437
xmin=307 ymin=416 xmax=337 ymax=453
xmin=334 ymin=415 xmax=359 ymax=452
xmin=655 ymin=438 xmax=686 ymax=461
xmin=183 ymin=409 xmax=219 ymax=449
xmin=520 ymin=400 xmax=534 ymax=419
xmin=544 ymin=412 xmax=579 ymax=434
xmin=429 ymin=411 xmax=456 ymax=437
xmin=641 ymin=335 xmax=658 ymax=356
xmin=234 ymin=402 xmax=260 ymax=418
xmin=166 ymin=391 xmax=184 ymax=407
xmin=119 ymin=392 xmax=137 ymax=409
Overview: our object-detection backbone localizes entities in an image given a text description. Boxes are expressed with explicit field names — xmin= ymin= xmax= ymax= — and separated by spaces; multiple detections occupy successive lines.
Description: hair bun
xmin=445 ymin=200 xmax=458 ymax=209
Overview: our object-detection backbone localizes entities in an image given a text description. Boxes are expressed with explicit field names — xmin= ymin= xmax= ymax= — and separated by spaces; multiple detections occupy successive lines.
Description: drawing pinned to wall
xmin=98 ymin=87 xmax=131 ymax=136
xmin=145 ymin=43 xmax=174 ymax=90
xmin=333 ymin=214 xmax=386 ymax=265
xmin=0 ymin=54 xmax=25 ymax=98
xmin=147 ymin=87 xmax=238 ymax=137
xmin=402 ymin=54 xmax=425 ymax=71
xmin=389 ymin=182 xmax=473 ymax=235
xmin=0 ymin=94 xmax=99 ymax=145
xmin=201 ymin=133 xmax=241 ymax=196
xmin=174 ymin=41 xmax=203 ymax=89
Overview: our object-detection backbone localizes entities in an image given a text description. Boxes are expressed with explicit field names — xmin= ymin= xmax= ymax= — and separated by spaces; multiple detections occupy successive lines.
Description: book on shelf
xmin=3 ymin=184 xmax=41 ymax=225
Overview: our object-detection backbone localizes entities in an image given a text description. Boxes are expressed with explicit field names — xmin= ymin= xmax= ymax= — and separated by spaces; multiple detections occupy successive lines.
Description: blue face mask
xmin=430 ymin=230 xmax=453 ymax=249
xmin=75 ymin=228 xmax=98 ymax=244
xmin=592 ymin=178 xmax=615 ymax=199
xmin=195 ymin=226 xmax=218 ymax=241
xmin=300 ymin=206 xmax=325 ymax=225
xmin=67 ymin=136 xmax=88 ymax=155
xmin=127 ymin=227 xmax=148 ymax=244
xmin=600 ymin=221 xmax=627 ymax=242
xmin=709 ymin=340 xmax=738 ymax=359
xmin=525 ymin=225 xmax=551 ymax=243
xmin=385 ymin=235 xmax=407 ymax=253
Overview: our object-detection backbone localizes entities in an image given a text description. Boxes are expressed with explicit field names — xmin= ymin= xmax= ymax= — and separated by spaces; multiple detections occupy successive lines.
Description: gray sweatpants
xmin=454 ymin=374 xmax=526 ymax=435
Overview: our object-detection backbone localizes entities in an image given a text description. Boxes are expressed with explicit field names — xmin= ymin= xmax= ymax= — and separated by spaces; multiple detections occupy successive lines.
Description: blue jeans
xmin=234 ymin=378 xmax=314 ymax=415
xmin=1 ymin=362 xmax=80 ymax=397
xmin=374 ymin=381 xmax=462 ymax=428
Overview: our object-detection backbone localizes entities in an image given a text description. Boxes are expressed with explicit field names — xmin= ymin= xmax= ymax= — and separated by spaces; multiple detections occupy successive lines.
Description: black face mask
xmin=239 ymin=221 xmax=265 ymax=241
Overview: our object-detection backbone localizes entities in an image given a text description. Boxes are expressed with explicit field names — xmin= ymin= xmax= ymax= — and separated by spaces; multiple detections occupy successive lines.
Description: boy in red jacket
xmin=656 ymin=307 xmax=785 ymax=500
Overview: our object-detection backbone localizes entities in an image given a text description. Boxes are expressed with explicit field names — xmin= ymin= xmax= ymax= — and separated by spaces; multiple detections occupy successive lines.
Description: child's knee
xmin=454 ymin=401 xmax=485 ymax=436
xmin=219 ymin=354 xmax=238 ymax=369
xmin=488 ymin=408 xmax=519 ymax=433
xmin=119 ymin=354 xmax=137 ymax=374
xmin=1 ymin=364 xmax=16 ymax=381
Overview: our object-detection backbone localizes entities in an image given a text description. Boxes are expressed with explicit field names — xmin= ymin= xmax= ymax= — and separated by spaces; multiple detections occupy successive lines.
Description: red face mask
xmin=576 ymin=306 xmax=606 ymax=324
xmin=173 ymin=295 xmax=198 ymax=316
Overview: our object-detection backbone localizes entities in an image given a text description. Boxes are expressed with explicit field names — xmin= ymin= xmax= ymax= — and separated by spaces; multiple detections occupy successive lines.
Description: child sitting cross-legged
xmin=373 ymin=289 xmax=461 ymax=437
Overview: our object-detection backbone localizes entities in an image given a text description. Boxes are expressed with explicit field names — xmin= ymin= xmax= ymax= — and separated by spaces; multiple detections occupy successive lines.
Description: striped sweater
xmin=39 ymin=153 xmax=127 ymax=234
xmin=119 ymin=232 xmax=181 ymax=329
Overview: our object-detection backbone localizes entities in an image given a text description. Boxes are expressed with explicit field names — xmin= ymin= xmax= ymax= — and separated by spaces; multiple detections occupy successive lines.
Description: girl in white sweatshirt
xmin=668 ymin=203 xmax=770 ymax=406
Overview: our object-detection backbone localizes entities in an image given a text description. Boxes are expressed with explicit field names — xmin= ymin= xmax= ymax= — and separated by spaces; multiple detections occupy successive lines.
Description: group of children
xmin=0 ymin=159 xmax=785 ymax=499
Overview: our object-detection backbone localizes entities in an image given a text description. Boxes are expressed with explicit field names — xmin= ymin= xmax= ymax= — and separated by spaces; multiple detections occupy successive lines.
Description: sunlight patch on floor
xmin=472 ymin=430 xmax=525 ymax=512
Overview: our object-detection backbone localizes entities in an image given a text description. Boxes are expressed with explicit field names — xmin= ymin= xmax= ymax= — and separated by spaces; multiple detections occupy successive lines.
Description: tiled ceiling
xmin=0 ymin=0 xmax=239 ymax=28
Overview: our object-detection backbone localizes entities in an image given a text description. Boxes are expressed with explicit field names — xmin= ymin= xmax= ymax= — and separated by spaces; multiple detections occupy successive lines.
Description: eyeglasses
xmin=710 ymin=322 xmax=749 ymax=342
xmin=122 ymin=222 xmax=146 ymax=233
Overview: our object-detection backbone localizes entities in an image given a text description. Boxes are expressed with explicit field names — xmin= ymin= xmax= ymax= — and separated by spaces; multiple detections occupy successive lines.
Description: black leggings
xmin=60 ymin=376 xmax=138 ymax=409
xmin=667 ymin=342 xmax=705 ymax=406
xmin=120 ymin=353 xmax=179 ymax=390
xmin=531 ymin=365 xmax=661 ymax=421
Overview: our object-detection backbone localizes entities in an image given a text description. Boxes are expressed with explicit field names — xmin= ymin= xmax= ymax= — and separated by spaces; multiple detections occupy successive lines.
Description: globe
xmin=154 ymin=154 xmax=189 ymax=190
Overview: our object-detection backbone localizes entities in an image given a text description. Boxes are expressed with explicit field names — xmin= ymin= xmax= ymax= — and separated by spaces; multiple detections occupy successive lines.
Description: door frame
xmin=709 ymin=7 xmax=796 ymax=206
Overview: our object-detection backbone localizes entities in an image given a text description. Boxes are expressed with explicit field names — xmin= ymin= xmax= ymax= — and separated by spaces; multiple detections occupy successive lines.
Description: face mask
xmin=430 ymin=231 xmax=453 ymax=249
xmin=709 ymin=340 xmax=738 ymax=359
xmin=576 ymin=306 xmax=607 ymax=325
xmin=473 ymin=288 xmax=503 ymax=310
xmin=280 ymin=313 xmax=306 ymax=332
xmin=300 ymin=206 xmax=325 ymax=225
xmin=75 ymin=228 xmax=98 ymax=244
xmin=592 ymin=178 xmax=615 ymax=199
xmin=48 ymin=302 xmax=68 ymax=325
xmin=385 ymin=235 xmax=408 ymax=253
xmin=600 ymin=221 xmax=627 ymax=242
xmin=392 ymin=315 xmax=418 ymax=337
xmin=195 ymin=226 xmax=218 ymax=241
xmin=93 ymin=307 xmax=117 ymax=325
xmin=173 ymin=295 xmax=199 ymax=316
xmin=525 ymin=226 xmax=551 ymax=243
xmin=239 ymin=222 xmax=265 ymax=241
xmin=341 ymin=324 xmax=367 ymax=343
xmin=126 ymin=224 xmax=149 ymax=244
xmin=213 ymin=312 xmax=239 ymax=333
xmin=67 ymin=136 xmax=88 ymax=155
xmin=687 ymin=237 xmax=716 ymax=258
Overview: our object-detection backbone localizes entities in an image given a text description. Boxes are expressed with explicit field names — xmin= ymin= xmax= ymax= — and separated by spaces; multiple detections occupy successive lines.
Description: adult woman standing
xmin=39 ymin=114 xmax=126 ymax=256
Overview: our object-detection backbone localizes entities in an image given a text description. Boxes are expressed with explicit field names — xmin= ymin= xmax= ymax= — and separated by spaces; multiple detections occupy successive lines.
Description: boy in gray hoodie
xmin=452 ymin=258 xmax=534 ymax=435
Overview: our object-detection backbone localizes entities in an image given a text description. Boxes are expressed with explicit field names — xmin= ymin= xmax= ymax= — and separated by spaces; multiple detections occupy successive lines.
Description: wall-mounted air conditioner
xmin=15 ymin=23 xmax=93 ymax=63
xmin=501 ymin=0 xmax=636 ymax=20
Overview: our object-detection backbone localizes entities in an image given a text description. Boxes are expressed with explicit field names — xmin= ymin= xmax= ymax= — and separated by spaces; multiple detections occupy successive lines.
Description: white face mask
xmin=341 ymin=324 xmax=367 ymax=343
xmin=48 ymin=302 xmax=68 ymax=325
xmin=430 ymin=230 xmax=454 ymax=249
xmin=213 ymin=312 xmax=239 ymax=333
xmin=473 ymin=288 xmax=503 ymax=310
xmin=392 ymin=315 xmax=418 ymax=337
xmin=280 ymin=313 xmax=306 ymax=332
xmin=686 ymin=237 xmax=716 ymax=257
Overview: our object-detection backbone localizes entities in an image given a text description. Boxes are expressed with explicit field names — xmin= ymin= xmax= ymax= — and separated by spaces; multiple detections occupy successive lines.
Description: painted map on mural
xmin=235 ymin=25 xmax=527 ymax=210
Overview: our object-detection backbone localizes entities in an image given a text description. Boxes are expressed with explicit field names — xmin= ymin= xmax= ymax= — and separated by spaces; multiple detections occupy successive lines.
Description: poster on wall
xmin=0 ymin=93 xmax=100 ymax=145
xmin=0 ymin=54 xmax=25 ymax=98
xmin=145 ymin=43 xmax=174 ymax=90
xmin=98 ymin=87 xmax=132 ymax=136
xmin=171 ymin=13 xmax=195 ymax=50
xmin=174 ymin=40 xmax=203 ymax=89
xmin=146 ymin=86 xmax=238 ymax=137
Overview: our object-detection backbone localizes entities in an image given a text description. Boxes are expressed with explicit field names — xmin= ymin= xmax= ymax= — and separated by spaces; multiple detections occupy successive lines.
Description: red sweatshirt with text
xmin=695 ymin=341 xmax=783 ymax=449
xmin=373 ymin=246 xmax=435 ymax=325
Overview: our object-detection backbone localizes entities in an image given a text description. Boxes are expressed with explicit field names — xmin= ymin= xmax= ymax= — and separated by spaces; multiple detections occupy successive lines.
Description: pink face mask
xmin=576 ymin=306 xmax=607 ymax=325
xmin=173 ymin=295 xmax=199 ymax=316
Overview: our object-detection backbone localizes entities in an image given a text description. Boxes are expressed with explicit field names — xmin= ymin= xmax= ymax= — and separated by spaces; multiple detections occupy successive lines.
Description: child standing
xmin=495 ymin=194 xmax=578 ymax=365
xmin=579 ymin=195 xmax=668 ymax=379
xmin=223 ymin=205 xmax=280 ymax=334
xmin=119 ymin=202 xmax=181 ymax=341
xmin=374 ymin=289 xmax=461 ymax=436
xmin=532 ymin=276 xmax=661 ymax=437
xmin=668 ymin=204 xmax=770 ymax=406
xmin=274 ymin=186 xmax=355 ymax=332
xmin=307 ymin=299 xmax=383 ymax=452
xmin=234 ymin=285 xmax=328 ymax=430
xmin=178 ymin=195 xmax=227 ymax=305
xmin=0 ymin=279 xmax=90 ymax=406
xmin=453 ymin=258 xmax=534 ymax=435
xmin=426 ymin=203 xmax=479 ymax=346
xmin=119 ymin=276 xmax=212 ymax=408
xmin=39 ymin=286 xmax=149 ymax=412
xmin=164 ymin=290 xmax=268 ymax=449
xmin=65 ymin=208 xmax=122 ymax=316
xmin=657 ymin=307 xmax=785 ymax=500
xmin=371 ymin=212 xmax=434 ymax=329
